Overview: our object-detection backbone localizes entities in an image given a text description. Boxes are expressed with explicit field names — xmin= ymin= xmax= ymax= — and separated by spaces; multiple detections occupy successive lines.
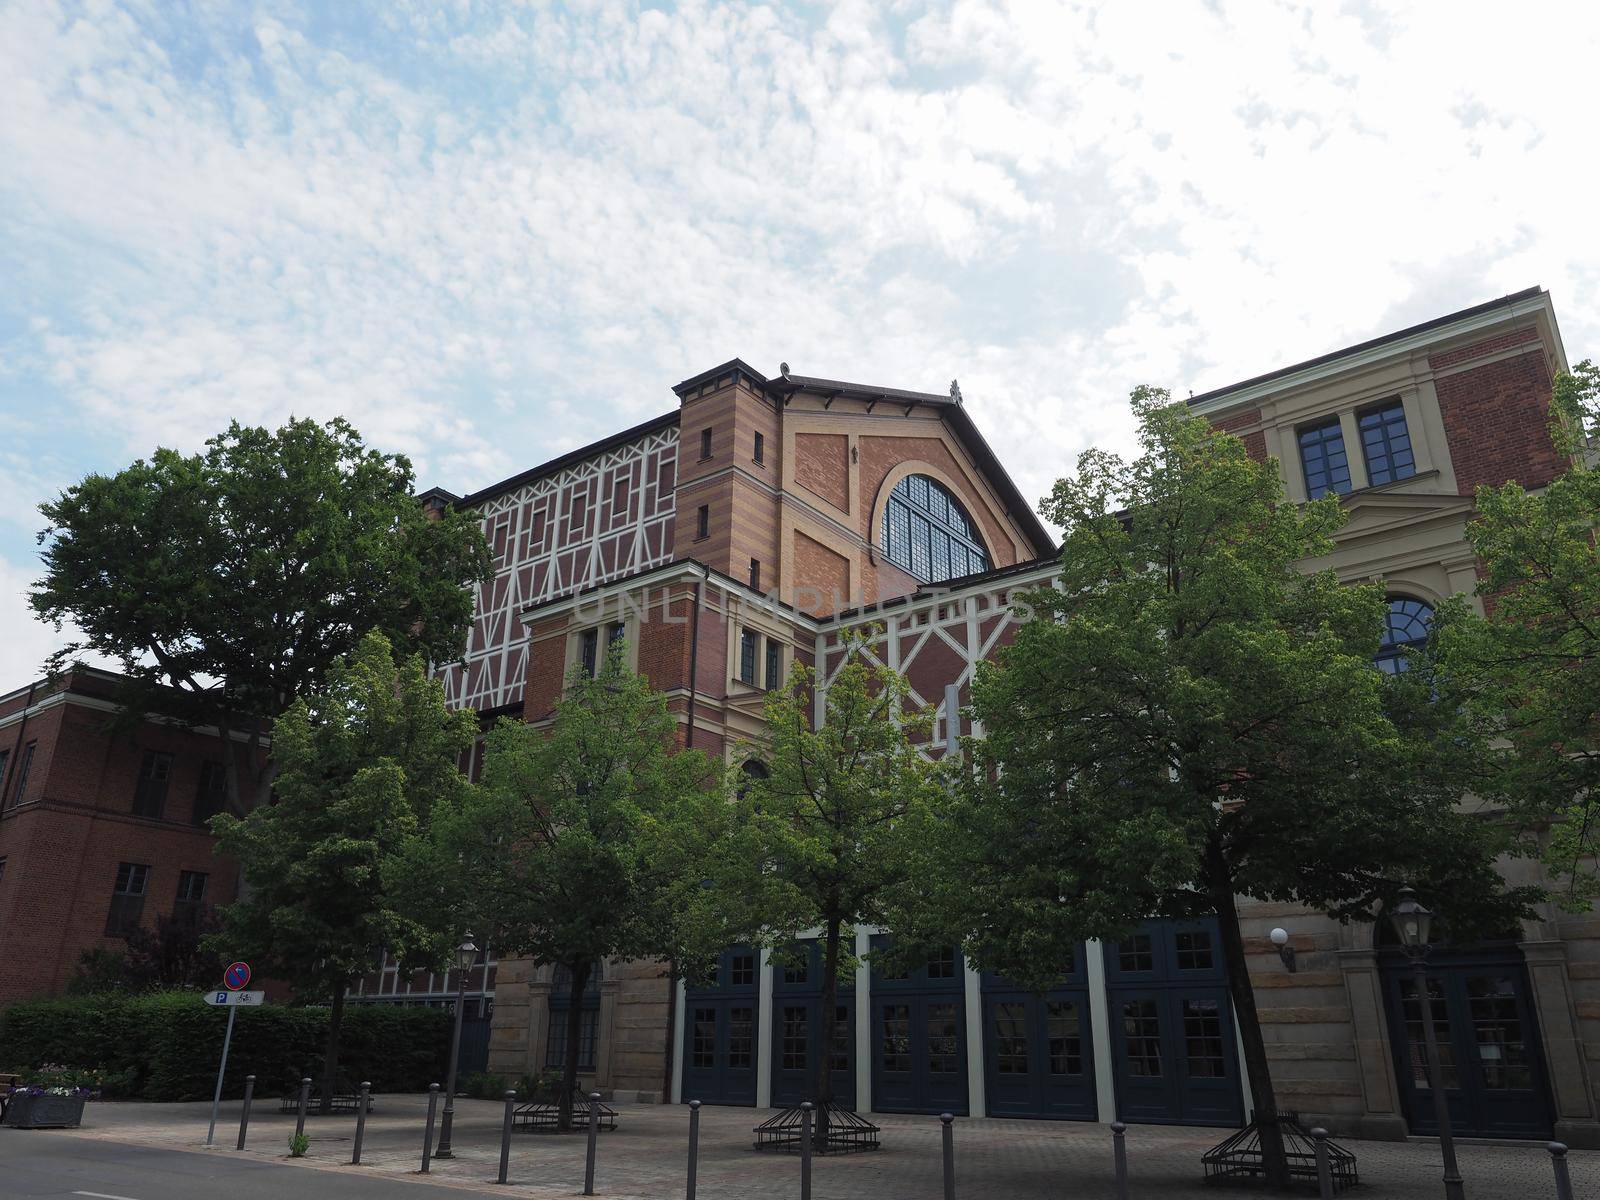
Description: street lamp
xmin=1389 ymin=888 xmax=1464 ymax=1200
xmin=433 ymin=931 xmax=478 ymax=1160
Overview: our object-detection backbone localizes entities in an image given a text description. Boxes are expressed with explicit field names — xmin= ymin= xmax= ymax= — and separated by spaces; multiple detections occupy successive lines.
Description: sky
xmin=3 ymin=0 xmax=1598 ymax=684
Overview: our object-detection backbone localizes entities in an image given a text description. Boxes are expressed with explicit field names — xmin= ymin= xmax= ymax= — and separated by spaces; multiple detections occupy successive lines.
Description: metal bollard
xmin=583 ymin=1091 xmax=600 ymax=1196
xmin=941 ymin=1112 xmax=956 ymax=1200
xmin=235 ymin=1075 xmax=255 ymax=1151
xmin=1549 ymin=1142 xmax=1574 ymax=1200
xmin=294 ymin=1077 xmax=311 ymax=1141
xmin=420 ymin=1083 xmax=440 ymax=1173
xmin=800 ymin=1102 xmax=813 ymax=1200
xmin=497 ymin=1090 xmax=516 ymax=1185
xmin=352 ymin=1081 xmax=371 ymax=1165
xmin=1111 ymin=1121 xmax=1129 ymax=1200
xmin=1310 ymin=1127 xmax=1333 ymax=1200
xmin=687 ymin=1100 xmax=702 ymax=1200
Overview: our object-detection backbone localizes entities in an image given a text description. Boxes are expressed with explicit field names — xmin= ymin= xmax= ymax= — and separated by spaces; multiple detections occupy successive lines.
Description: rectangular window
xmin=927 ymin=948 xmax=957 ymax=978
xmin=927 ymin=1002 xmax=960 ymax=1073
xmin=10 ymin=741 xmax=36 ymax=807
xmin=607 ymin=621 xmax=626 ymax=650
xmin=1047 ymin=1000 xmax=1084 ymax=1075
xmin=579 ymin=628 xmax=600 ymax=679
xmin=106 ymin=861 xmax=151 ymax=937
xmin=1118 ymin=934 xmax=1154 ymax=973
xmin=830 ymin=1004 xmax=851 ymax=1073
xmin=1183 ymin=998 xmax=1227 ymax=1078
xmin=994 ymin=1002 xmax=1029 ymax=1074
xmin=612 ymin=475 xmax=628 ymax=517
xmin=748 ymin=558 xmax=761 ymax=592
xmin=764 ymin=639 xmax=782 ymax=691
xmin=0 ymin=749 xmax=9 ymax=797
xmin=1298 ymin=418 xmax=1351 ymax=499
xmin=0 ymin=856 xmax=7 ymax=886
xmin=530 ymin=508 xmax=547 ymax=546
xmin=194 ymin=760 xmax=228 ymax=826
xmin=1122 ymin=999 xmax=1163 ymax=1077
xmin=174 ymin=870 xmax=208 ymax=928
xmin=781 ymin=1005 xmax=808 ymax=1071
xmin=546 ymin=1006 xmax=600 ymax=1071
xmin=695 ymin=504 xmax=709 ymax=540
xmin=753 ymin=431 xmax=765 ymax=464
xmin=739 ymin=631 xmax=759 ymax=685
xmin=730 ymin=952 xmax=756 ymax=987
xmin=728 ymin=1006 xmax=754 ymax=1068
xmin=691 ymin=1007 xmax=717 ymax=1069
xmin=133 ymin=750 xmax=173 ymax=819
xmin=700 ymin=428 xmax=713 ymax=460
xmin=1358 ymin=400 xmax=1416 ymax=486
xmin=881 ymin=1004 xmax=911 ymax=1072
xmin=1174 ymin=930 xmax=1213 ymax=970
xmin=567 ymin=491 xmax=588 ymax=537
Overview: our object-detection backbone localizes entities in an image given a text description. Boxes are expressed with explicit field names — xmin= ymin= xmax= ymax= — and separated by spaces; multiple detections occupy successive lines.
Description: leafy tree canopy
xmin=1435 ymin=360 xmax=1600 ymax=907
xmin=210 ymin=630 xmax=477 ymax=1108
xmin=31 ymin=416 xmax=490 ymax=810
xmin=907 ymin=390 xmax=1530 ymax=1183
xmin=388 ymin=646 xmax=726 ymax=1124
xmin=698 ymin=640 xmax=949 ymax=1116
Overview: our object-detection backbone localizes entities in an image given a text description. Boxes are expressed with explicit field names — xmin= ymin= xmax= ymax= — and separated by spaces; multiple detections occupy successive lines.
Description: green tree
xmin=31 ymin=417 xmax=489 ymax=813
xmin=913 ymin=391 xmax=1529 ymax=1184
xmin=210 ymin=631 xmax=477 ymax=1112
xmin=1435 ymin=360 xmax=1600 ymax=906
xmin=701 ymin=641 xmax=948 ymax=1146
xmin=389 ymin=646 xmax=726 ymax=1129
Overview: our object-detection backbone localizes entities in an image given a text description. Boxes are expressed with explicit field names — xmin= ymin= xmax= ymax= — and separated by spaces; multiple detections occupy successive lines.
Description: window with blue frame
xmin=1376 ymin=597 xmax=1434 ymax=675
xmin=1298 ymin=419 xmax=1351 ymax=499
xmin=880 ymin=474 xmax=990 ymax=584
xmin=547 ymin=962 xmax=601 ymax=1070
xmin=1358 ymin=400 xmax=1416 ymax=486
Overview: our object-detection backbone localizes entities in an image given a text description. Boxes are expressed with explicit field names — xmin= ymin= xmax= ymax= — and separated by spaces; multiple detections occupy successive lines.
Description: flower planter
xmin=3 ymin=1092 xmax=87 ymax=1129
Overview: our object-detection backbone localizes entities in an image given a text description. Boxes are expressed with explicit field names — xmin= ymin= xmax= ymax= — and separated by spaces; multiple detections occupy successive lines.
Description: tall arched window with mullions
xmin=1376 ymin=597 xmax=1434 ymax=675
xmin=881 ymin=474 xmax=990 ymax=583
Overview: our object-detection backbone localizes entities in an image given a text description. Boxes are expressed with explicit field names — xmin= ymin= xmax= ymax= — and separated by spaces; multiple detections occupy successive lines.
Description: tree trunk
xmin=320 ymin=983 xmax=346 ymax=1117
xmin=558 ymin=960 xmax=592 ymax=1133
xmin=1210 ymin=875 xmax=1288 ymax=1188
xmin=814 ymin=918 xmax=843 ymax=1151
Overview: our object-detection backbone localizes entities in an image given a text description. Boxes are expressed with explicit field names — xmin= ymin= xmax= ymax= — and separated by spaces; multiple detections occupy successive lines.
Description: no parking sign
xmin=224 ymin=961 xmax=251 ymax=990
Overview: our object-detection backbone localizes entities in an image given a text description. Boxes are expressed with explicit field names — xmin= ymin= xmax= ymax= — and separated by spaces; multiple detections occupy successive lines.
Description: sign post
xmin=206 ymin=962 xmax=255 ymax=1147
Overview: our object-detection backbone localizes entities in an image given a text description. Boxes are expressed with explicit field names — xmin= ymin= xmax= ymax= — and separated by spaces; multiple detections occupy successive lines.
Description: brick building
xmin=0 ymin=668 xmax=261 ymax=1000
xmin=413 ymin=287 xmax=1597 ymax=1148
xmin=6 ymin=286 xmax=1595 ymax=1147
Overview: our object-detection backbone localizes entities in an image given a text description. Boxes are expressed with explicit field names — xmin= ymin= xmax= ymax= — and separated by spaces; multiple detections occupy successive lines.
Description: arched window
xmin=881 ymin=474 xmax=990 ymax=583
xmin=1376 ymin=597 xmax=1434 ymax=675
xmin=736 ymin=759 xmax=769 ymax=800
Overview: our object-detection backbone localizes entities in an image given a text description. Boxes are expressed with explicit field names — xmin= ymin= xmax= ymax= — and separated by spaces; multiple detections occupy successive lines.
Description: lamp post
xmin=1389 ymin=888 xmax=1465 ymax=1200
xmin=433 ymin=931 xmax=478 ymax=1160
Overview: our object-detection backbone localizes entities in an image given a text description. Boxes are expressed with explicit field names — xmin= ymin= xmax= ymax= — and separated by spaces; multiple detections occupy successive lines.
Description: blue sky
xmin=4 ymin=0 xmax=1598 ymax=682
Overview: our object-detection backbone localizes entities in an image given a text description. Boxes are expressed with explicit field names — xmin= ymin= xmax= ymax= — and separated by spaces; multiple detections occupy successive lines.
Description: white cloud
xmin=0 ymin=0 xmax=1597 ymax=576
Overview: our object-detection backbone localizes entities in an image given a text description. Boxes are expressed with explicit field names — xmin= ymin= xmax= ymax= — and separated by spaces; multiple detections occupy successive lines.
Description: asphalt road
xmin=2 ymin=1135 xmax=486 ymax=1199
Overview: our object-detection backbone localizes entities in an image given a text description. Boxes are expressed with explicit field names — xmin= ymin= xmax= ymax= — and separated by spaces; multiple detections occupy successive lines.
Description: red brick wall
xmin=794 ymin=433 xmax=849 ymax=509
xmin=792 ymin=531 xmax=851 ymax=617
xmin=1211 ymin=407 xmax=1268 ymax=462
xmin=1432 ymin=345 xmax=1564 ymax=493
xmin=0 ymin=693 xmax=258 ymax=1000
xmin=522 ymin=615 xmax=570 ymax=722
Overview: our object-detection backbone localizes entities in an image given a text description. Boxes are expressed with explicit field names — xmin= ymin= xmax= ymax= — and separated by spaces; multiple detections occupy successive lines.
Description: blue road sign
xmin=224 ymin=961 xmax=252 ymax=990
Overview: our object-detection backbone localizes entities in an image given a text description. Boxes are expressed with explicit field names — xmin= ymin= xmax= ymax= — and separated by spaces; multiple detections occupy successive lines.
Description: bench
xmin=277 ymin=1074 xmax=375 ymax=1115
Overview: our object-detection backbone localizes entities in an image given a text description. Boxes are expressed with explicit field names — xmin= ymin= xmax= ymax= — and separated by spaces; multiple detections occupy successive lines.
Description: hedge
xmin=0 ymin=992 xmax=449 ymax=1101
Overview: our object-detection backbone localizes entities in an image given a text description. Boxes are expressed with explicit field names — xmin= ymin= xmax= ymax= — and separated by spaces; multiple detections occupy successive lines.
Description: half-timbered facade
xmin=449 ymin=290 xmax=1600 ymax=1149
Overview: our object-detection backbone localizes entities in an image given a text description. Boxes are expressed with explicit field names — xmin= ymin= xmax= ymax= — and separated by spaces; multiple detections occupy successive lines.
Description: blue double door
xmin=1105 ymin=918 xmax=1244 ymax=1127
xmin=771 ymin=939 xmax=856 ymax=1109
xmin=870 ymin=938 xmax=969 ymax=1114
xmin=1380 ymin=946 xmax=1553 ymax=1139
xmin=682 ymin=946 xmax=759 ymax=1106
xmin=981 ymin=946 xmax=1098 ymax=1120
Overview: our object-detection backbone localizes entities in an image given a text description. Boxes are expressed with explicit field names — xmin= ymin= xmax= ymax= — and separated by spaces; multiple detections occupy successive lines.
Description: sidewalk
xmin=52 ymin=1092 xmax=1598 ymax=1199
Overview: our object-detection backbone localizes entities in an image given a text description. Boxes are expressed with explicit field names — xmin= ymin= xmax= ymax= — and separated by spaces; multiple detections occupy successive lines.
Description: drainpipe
xmin=663 ymin=566 xmax=706 ymax=1102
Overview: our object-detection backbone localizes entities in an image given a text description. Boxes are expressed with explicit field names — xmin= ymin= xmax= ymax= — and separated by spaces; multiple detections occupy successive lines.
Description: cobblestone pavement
xmin=53 ymin=1093 xmax=1599 ymax=1199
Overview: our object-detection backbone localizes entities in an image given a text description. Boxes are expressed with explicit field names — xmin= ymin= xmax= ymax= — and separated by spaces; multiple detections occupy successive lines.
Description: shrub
xmin=0 ymin=992 xmax=448 ymax=1101
xmin=289 ymin=1132 xmax=310 ymax=1157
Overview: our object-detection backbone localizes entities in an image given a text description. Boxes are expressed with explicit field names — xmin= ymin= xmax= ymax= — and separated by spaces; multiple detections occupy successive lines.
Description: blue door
xmin=982 ymin=946 xmax=1097 ymax=1119
xmin=771 ymin=940 xmax=855 ymax=1108
xmin=1105 ymin=918 xmax=1244 ymax=1127
xmin=870 ymin=938 xmax=968 ymax=1115
xmin=1381 ymin=946 xmax=1553 ymax=1139
xmin=682 ymin=946 xmax=759 ymax=1106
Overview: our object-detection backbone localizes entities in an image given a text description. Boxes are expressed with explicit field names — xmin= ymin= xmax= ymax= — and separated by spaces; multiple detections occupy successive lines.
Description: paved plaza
xmin=48 ymin=1093 xmax=1597 ymax=1199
